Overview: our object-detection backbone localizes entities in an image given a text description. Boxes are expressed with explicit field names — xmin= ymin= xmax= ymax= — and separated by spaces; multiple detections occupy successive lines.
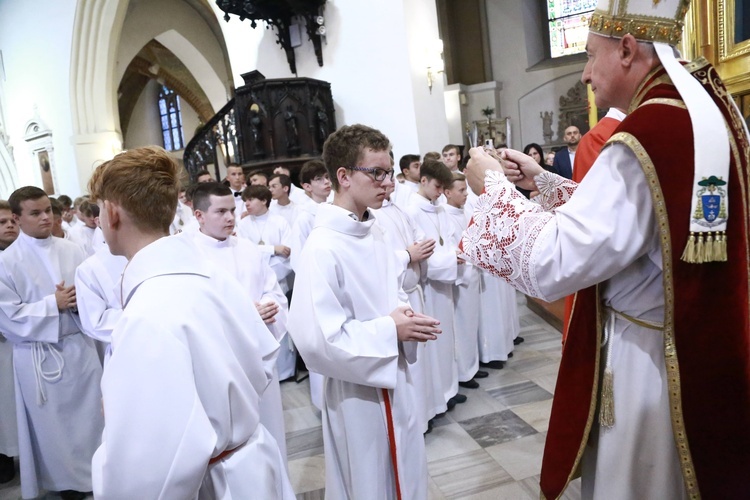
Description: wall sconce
xmin=426 ymin=39 xmax=445 ymax=94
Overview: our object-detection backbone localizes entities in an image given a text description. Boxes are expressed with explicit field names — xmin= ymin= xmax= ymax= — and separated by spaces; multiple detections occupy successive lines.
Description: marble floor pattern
xmin=0 ymin=294 xmax=581 ymax=499
xmin=285 ymin=294 xmax=581 ymax=500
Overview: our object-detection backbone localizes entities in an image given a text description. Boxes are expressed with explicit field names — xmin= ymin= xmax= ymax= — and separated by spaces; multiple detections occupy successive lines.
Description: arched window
xmin=547 ymin=0 xmax=597 ymax=58
xmin=158 ymin=85 xmax=185 ymax=151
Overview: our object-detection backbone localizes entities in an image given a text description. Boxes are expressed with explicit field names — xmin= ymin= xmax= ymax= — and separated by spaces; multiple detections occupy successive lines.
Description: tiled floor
xmin=0 ymin=295 xmax=581 ymax=500
xmin=287 ymin=294 xmax=581 ymax=499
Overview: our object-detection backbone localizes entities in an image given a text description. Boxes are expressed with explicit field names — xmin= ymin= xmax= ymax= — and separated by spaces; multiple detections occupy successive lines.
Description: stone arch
xmin=69 ymin=0 xmax=130 ymax=188
xmin=69 ymin=0 xmax=233 ymax=189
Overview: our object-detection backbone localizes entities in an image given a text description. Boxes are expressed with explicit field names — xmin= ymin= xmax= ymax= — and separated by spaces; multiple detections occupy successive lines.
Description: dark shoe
xmin=508 ymin=352 xmax=514 ymax=358
xmin=446 ymin=398 xmax=457 ymax=411
xmin=0 ymin=453 xmax=14 ymax=484
xmin=459 ymin=379 xmax=479 ymax=389
xmin=452 ymin=393 xmax=468 ymax=404
xmin=424 ymin=419 xmax=434 ymax=435
xmin=514 ymin=336 xmax=525 ymax=345
xmin=480 ymin=360 xmax=505 ymax=370
xmin=59 ymin=491 xmax=88 ymax=500
xmin=473 ymin=370 xmax=489 ymax=379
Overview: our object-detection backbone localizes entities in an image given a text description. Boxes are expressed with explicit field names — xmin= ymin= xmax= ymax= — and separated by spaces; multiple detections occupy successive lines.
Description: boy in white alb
xmin=289 ymin=159 xmax=331 ymax=272
xmin=169 ymin=185 xmax=196 ymax=235
xmin=74 ymin=213 xmax=128 ymax=364
xmin=391 ymin=154 xmax=421 ymax=208
xmin=443 ymin=173 xmax=485 ymax=389
xmin=0 ymin=187 xmax=103 ymax=500
xmin=287 ymin=160 xmax=332 ymax=407
xmin=0 ymin=201 xmax=18 ymax=484
xmin=68 ymin=199 xmax=98 ymax=255
xmin=88 ymin=146 xmax=293 ymax=499
xmin=373 ymin=182 xmax=439 ymax=433
xmin=289 ymin=124 xmax=440 ymax=499
xmin=405 ymin=160 xmax=465 ymax=414
xmin=273 ymin=165 xmax=309 ymax=206
xmin=238 ymin=186 xmax=293 ymax=289
xmin=184 ymin=181 xmax=290 ymax=468
xmin=268 ymin=173 xmax=299 ymax=228
xmin=238 ymin=185 xmax=295 ymax=379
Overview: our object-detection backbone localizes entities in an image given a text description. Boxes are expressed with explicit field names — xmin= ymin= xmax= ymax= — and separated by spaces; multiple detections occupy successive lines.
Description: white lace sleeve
xmin=534 ymin=171 xmax=578 ymax=211
xmin=461 ymin=170 xmax=554 ymax=298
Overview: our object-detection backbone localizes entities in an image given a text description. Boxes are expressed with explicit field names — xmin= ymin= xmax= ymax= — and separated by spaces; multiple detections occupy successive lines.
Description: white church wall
xmin=485 ymin=0 xmax=586 ymax=150
xmin=0 ymin=0 xmax=81 ymax=195
xmin=124 ymin=79 xmax=163 ymax=150
xmin=212 ymin=0 xmax=449 ymax=160
xmin=179 ymin=99 xmax=201 ymax=149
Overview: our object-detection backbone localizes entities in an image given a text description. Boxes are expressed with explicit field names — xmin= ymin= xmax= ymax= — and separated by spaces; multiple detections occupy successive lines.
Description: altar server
xmin=0 ymin=187 xmax=103 ymax=500
xmin=185 ymin=181 xmax=290 ymax=464
xmin=289 ymin=124 xmax=440 ymax=499
xmin=88 ymin=146 xmax=293 ymax=499
xmin=0 ymin=200 xmax=18 ymax=484
xmin=405 ymin=160 xmax=463 ymax=412
xmin=443 ymin=173 xmax=484 ymax=388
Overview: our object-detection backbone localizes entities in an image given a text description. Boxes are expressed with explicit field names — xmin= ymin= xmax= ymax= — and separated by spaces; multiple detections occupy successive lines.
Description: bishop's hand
xmin=465 ymin=147 xmax=503 ymax=195
xmin=502 ymin=149 xmax=545 ymax=192
xmin=390 ymin=305 xmax=441 ymax=343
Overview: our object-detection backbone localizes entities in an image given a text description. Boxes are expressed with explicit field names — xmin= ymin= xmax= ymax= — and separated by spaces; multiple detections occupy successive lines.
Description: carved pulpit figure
xmin=316 ymin=109 xmax=329 ymax=146
xmin=541 ymin=111 xmax=554 ymax=144
xmin=284 ymin=107 xmax=299 ymax=152
xmin=248 ymin=104 xmax=265 ymax=157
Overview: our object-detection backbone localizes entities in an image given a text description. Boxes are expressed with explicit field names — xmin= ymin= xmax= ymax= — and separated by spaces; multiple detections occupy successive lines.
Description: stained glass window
xmin=547 ymin=0 xmax=597 ymax=58
xmin=158 ymin=85 xmax=185 ymax=151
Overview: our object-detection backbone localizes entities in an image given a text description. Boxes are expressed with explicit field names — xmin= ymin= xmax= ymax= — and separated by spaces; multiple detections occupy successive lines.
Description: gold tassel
xmin=719 ymin=232 xmax=728 ymax=261
xmin=695 ymin=232 xmax=705 ymax=264
xmin=599 ymin=368 xmax=615 ymax=428
xmin=711 ymin=231 xmax=721 ymax=262
xmin=704 ymin=232 xmax=714 ymax=262
xmin=680 ymin=232 xmax=696 ymax=263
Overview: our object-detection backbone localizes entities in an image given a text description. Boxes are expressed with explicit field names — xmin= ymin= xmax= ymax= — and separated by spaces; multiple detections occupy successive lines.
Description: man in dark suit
xmin=552 ymin=125 xmax=581 ymax=179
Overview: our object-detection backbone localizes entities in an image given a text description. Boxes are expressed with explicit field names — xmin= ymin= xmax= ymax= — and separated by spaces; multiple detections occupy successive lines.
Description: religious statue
xmin=284 ymin=107 xmax=299 ymax=152
xmin=248 ymin=104 xmax=265 ymax=157
xmin=316 ymin=109 xmax=329 ymax=146
xmin=540 ymin=111 xmax=554 ymax=144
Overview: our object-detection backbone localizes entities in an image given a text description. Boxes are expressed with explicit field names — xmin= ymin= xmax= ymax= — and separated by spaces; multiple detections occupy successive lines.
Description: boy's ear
xmin=336 ymin=167 xmax=350 ymax=188
xmin=104 ymin=200 xmax=121 ymax=230
xmin=193 ymin=209 xmax=205 ymax=225
xmin=301 ymin=182 xmax=312 ymax=193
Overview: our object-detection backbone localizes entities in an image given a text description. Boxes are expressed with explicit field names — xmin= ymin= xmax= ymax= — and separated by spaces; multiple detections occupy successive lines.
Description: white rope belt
xmin=402 ymin=283 xmax=425 ymax=311
xmin=31 ymin=341 xmax=65 ymax=405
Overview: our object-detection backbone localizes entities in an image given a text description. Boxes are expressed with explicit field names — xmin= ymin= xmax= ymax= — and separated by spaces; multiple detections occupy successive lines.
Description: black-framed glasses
xmin=348 ymin=166 xmax=395 ymax=182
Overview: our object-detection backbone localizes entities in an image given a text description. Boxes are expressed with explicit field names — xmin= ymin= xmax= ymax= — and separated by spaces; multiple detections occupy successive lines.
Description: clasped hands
xmin=390 ymin=305 xmax=441 ymax=343
xmin=55 ymin=281 xmax=76 ymax=310
xmin=464 ymin=147 xmax=546 ymax=196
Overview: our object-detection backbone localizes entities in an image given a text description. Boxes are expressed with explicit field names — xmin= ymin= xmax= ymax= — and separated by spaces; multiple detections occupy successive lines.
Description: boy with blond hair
xmin=88 ymin=146 xmax=292 ymax=498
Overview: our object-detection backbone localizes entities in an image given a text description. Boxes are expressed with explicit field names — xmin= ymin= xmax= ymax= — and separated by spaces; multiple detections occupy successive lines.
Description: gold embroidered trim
xmin=549 ymin=286 xmax=602 ymax=500
xmin=640 ymin=98 xmax=686 ymax=109
xmin=628 ymin=58 xmax=710 ymax=114
xmin=589 ymin=6 xmax=689 ymax=45
xmin=700 ymin=67 xmax=750 ymax=316
xmin=607 ymin=131 xmax=701 ymax=499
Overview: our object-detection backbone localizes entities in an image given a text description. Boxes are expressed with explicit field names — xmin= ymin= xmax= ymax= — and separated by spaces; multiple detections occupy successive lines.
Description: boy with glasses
xmin=289 ymin=124 xmax=440 ymax=499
